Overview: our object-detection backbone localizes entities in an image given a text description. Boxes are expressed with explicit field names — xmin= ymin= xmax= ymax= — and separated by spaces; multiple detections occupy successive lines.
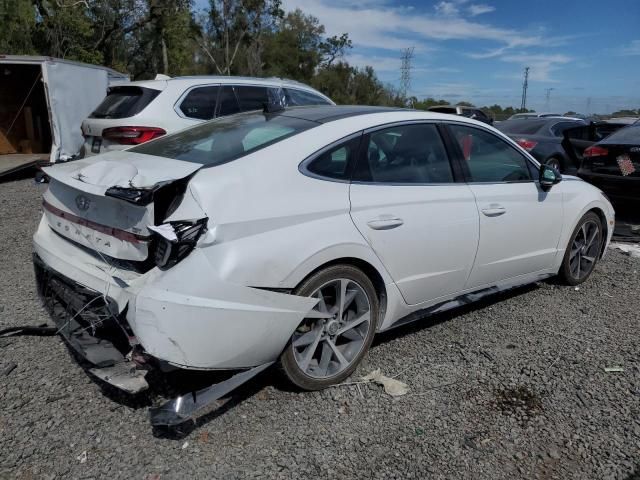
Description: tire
xmin=545 ymin=156 xmax=563 ymax=172
xmin=279 ymin=265 xmax=379 ymax=390
xmin=559 ymin=212 xmax=603 ymax=285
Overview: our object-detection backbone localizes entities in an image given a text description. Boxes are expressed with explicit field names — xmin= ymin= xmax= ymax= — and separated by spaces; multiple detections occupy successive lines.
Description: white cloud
xmin=282 ymin=0 xmax=549 ymax=53
xmin=467 ymin=4 xmax=495 ymax=16
xmin=435 ymin=1 xmax=459 ymax=16
xmin=616 ymin=40 xmax=640 ymax=56
xmin=498 ymin=53 xmax=572 ymax=82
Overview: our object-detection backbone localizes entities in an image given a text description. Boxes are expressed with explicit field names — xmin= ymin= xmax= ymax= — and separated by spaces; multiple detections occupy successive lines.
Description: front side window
xmin=449 ymin=124 xmax=532 ymax=183
xmin=217 ymin=86 xmax=240 ymax=117
xmin=132 ymin=112 xmax=316 ymax=166
xmin=178 ymin=86 xmax=219 ymax=120
xmin=306 ymin=136 xmax=361 ymax=180
xmin=353 ymin=124 xmax=454 ymax=184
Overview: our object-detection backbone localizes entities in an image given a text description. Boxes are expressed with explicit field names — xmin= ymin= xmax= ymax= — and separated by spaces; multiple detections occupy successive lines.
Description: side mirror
xmin=539 ymin=164 xmax=562 ymax=191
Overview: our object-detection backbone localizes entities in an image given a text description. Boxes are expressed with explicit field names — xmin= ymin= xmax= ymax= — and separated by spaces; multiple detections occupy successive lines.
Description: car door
xmin=349 ymin=122 xmax=480 ymax=306
xmin=446 ymin=123 xmax=564 ymax=289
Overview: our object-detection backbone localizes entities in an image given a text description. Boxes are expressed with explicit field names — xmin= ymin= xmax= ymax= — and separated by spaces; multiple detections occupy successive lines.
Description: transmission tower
xmin=520 ymin=67 xmax=530 ymax=111
xmin=400 ymin=47 xmax=415 ymax=100
xmin=544 ymin=88 xmax=555 ymax=111
xmin=586 ymin=97 xmax=592 ymax=115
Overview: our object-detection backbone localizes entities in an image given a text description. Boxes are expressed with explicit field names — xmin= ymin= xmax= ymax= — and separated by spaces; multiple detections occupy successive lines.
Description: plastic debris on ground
xmin=361 ymin=369 xmax=409 ymax=397
xmin=76 ymin=451 xmax=87 ymax=464
xmin=604 ymin=366 xmax=624 ymax=373
xmin=610 ymin=242 xmax=640 ymax=259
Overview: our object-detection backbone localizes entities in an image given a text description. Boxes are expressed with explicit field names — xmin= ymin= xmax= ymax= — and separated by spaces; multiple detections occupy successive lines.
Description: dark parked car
xmin=427 ymin=105 xmax=493 ymax=125
xmin=566 ymin=123 xmax=640 ymax=204
xmin=496 ymin=118 xmax=587 ymax=172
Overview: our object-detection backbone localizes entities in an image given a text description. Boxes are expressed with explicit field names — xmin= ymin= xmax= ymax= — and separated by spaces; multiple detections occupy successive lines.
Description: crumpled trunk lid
xmin=41 ymin=151 xmax=202 ymax=262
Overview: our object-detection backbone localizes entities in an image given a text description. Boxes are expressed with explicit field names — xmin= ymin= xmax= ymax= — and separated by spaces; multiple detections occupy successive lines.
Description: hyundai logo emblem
xmin=75 ymin=195 xmax=91 ymax=211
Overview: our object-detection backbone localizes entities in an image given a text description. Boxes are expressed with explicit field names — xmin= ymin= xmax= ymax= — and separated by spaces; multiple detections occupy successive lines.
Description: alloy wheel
xmin=569 ymin=220 xmax=600 ymax=280
xmin=292 ymin=278 xmax=371 ymax=379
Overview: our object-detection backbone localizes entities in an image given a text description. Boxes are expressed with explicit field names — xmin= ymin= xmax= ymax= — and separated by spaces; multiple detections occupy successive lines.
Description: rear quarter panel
xmin=186 ymin=119 xmax=397 ymax=290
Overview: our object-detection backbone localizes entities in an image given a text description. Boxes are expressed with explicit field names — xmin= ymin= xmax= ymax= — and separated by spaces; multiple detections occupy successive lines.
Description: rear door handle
xmin=367 ymin=216 xmax=404 ymax=230
xmin=481 ymin=205 xmax=506 ymax=217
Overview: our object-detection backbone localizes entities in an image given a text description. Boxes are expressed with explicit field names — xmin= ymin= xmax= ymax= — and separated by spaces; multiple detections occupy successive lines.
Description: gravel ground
xmin=1 ymin=177 xmax=639 ymax=480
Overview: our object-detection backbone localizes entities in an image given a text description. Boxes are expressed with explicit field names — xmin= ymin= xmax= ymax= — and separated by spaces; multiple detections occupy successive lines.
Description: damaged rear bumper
xmin=33 ymin=216 xmax=317 ymax=371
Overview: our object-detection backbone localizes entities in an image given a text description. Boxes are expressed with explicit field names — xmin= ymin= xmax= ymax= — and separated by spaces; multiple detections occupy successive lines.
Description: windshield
xmin=132 ymin=112 xmax=317 ymax=165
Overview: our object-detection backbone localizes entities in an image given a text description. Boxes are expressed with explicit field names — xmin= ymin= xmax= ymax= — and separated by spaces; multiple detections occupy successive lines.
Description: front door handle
xmin=481 ymin=205 xmax=506 ymax=217
xmin=367 ymin=216 xmax=404 ymax=230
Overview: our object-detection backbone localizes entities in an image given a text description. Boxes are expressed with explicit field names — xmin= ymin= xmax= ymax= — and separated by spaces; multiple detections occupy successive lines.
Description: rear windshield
xmin=497 ymin=120 xmax=547 ymax=135
xmin=429 ymin=107 xmax=456 ymax=114
xmin=601 ymin=124 xmax=640 ymax=144
xmin=131 ymin=111 xmax=317 ymax=166
xmin=90 ymin=86 xmax=160 ymax=119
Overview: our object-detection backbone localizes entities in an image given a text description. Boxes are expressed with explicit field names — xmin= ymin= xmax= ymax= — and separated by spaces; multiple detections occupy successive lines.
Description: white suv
xmin=80 ymin=76 xmax=334 ymax=157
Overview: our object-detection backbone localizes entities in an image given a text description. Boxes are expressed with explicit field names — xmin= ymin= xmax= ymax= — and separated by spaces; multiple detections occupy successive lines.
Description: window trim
xmin=351 ymin=120 xmax=462 ymax=186
xmin=443 ymin=121 xmax=540 ymax=185
xmin=298 ymin=132 xmax=364 ymax=183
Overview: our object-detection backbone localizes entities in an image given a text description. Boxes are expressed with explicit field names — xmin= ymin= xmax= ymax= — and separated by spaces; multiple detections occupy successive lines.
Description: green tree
xmin=0 ymin=0 xmax=36 ymax=55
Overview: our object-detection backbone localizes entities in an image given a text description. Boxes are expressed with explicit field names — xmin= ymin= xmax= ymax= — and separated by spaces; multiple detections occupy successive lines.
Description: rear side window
xmin=550 ymin=121 xmax=582 ymax=137
xmin=178 ymin=86 xmax=219 ymax=120
xmin=305 ymin=136 xmax=362 ymax=180
xmin=353 ymin=124 xmax=454 ymax=184
xmin=285 ymin=88 xmax=331 ymax=106
xmin=217 ymin=86 xmax=241 ymax=117
xmin=90 ymin=86 xmax=160 ymax=119
xmin=449 ymin=124 xmax=532 ymax=183
xmin=132 ymin=112 xmax=316 ymax=166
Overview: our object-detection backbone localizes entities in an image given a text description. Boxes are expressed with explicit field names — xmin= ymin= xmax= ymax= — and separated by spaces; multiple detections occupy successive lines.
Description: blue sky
xmin=199 ymin=0 xmax=640 ymax=113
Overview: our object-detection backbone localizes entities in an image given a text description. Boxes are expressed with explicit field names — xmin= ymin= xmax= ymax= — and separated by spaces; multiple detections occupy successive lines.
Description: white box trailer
xmin=0 ymin=55 xmax=128 ymax=177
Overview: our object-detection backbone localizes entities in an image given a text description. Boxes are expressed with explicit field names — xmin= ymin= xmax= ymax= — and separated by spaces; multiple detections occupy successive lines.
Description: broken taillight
xmin=102 ymin=126 xmax=166 ymax=145
xmin=152 ymin=219 xmax=208 ymax=269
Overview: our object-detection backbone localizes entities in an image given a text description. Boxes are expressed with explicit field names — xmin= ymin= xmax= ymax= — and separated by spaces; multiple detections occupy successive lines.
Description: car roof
xmin=279 ymin=105 xmax=406 ymax=123
xmin=120 ymin=75 xmax=325 ymax=92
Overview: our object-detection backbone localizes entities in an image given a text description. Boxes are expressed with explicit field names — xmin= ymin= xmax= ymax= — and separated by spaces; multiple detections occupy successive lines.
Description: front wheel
xmin=559 ymin=212 xmax=603 ymax=285
xmin=279 ymin=265 xmax=378 ymax=390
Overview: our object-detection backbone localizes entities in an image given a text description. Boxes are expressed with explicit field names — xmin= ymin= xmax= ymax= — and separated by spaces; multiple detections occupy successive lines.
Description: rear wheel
xmin=559 ymin=212 xmax=603 ymax=285
xmin=279 ymin=265 xmax=378 ymax=390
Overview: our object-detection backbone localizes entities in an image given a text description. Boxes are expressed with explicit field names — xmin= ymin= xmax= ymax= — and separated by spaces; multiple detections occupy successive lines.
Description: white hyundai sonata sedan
xmin=33 ymin=105 xmax=614 ymax=425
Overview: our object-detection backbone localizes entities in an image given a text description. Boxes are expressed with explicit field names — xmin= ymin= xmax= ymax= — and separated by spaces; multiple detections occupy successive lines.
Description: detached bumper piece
xmin=149 ymin=362 xmax=273 ymax=427
xmin=34 ymin=253 xmax=149 ymax=393
xmin=33 ymin=254 xmax=276 ymax=427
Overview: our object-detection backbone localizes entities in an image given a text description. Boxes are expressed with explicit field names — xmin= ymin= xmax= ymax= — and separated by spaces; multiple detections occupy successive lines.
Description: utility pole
xmin=544 ymin=88 xmax=555 ymax=111
xmin=520 ymin=67 xmax=530 ymax=111
xmin=400 ymin=47 xmax=414 ymax=103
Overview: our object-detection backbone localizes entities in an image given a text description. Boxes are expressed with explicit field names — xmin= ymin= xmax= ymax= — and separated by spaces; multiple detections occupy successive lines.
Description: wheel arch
xmin=292 ymin=256 xmax=389 ymax=329
xmin=586 ymin=207 xmax=609 ymax=259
